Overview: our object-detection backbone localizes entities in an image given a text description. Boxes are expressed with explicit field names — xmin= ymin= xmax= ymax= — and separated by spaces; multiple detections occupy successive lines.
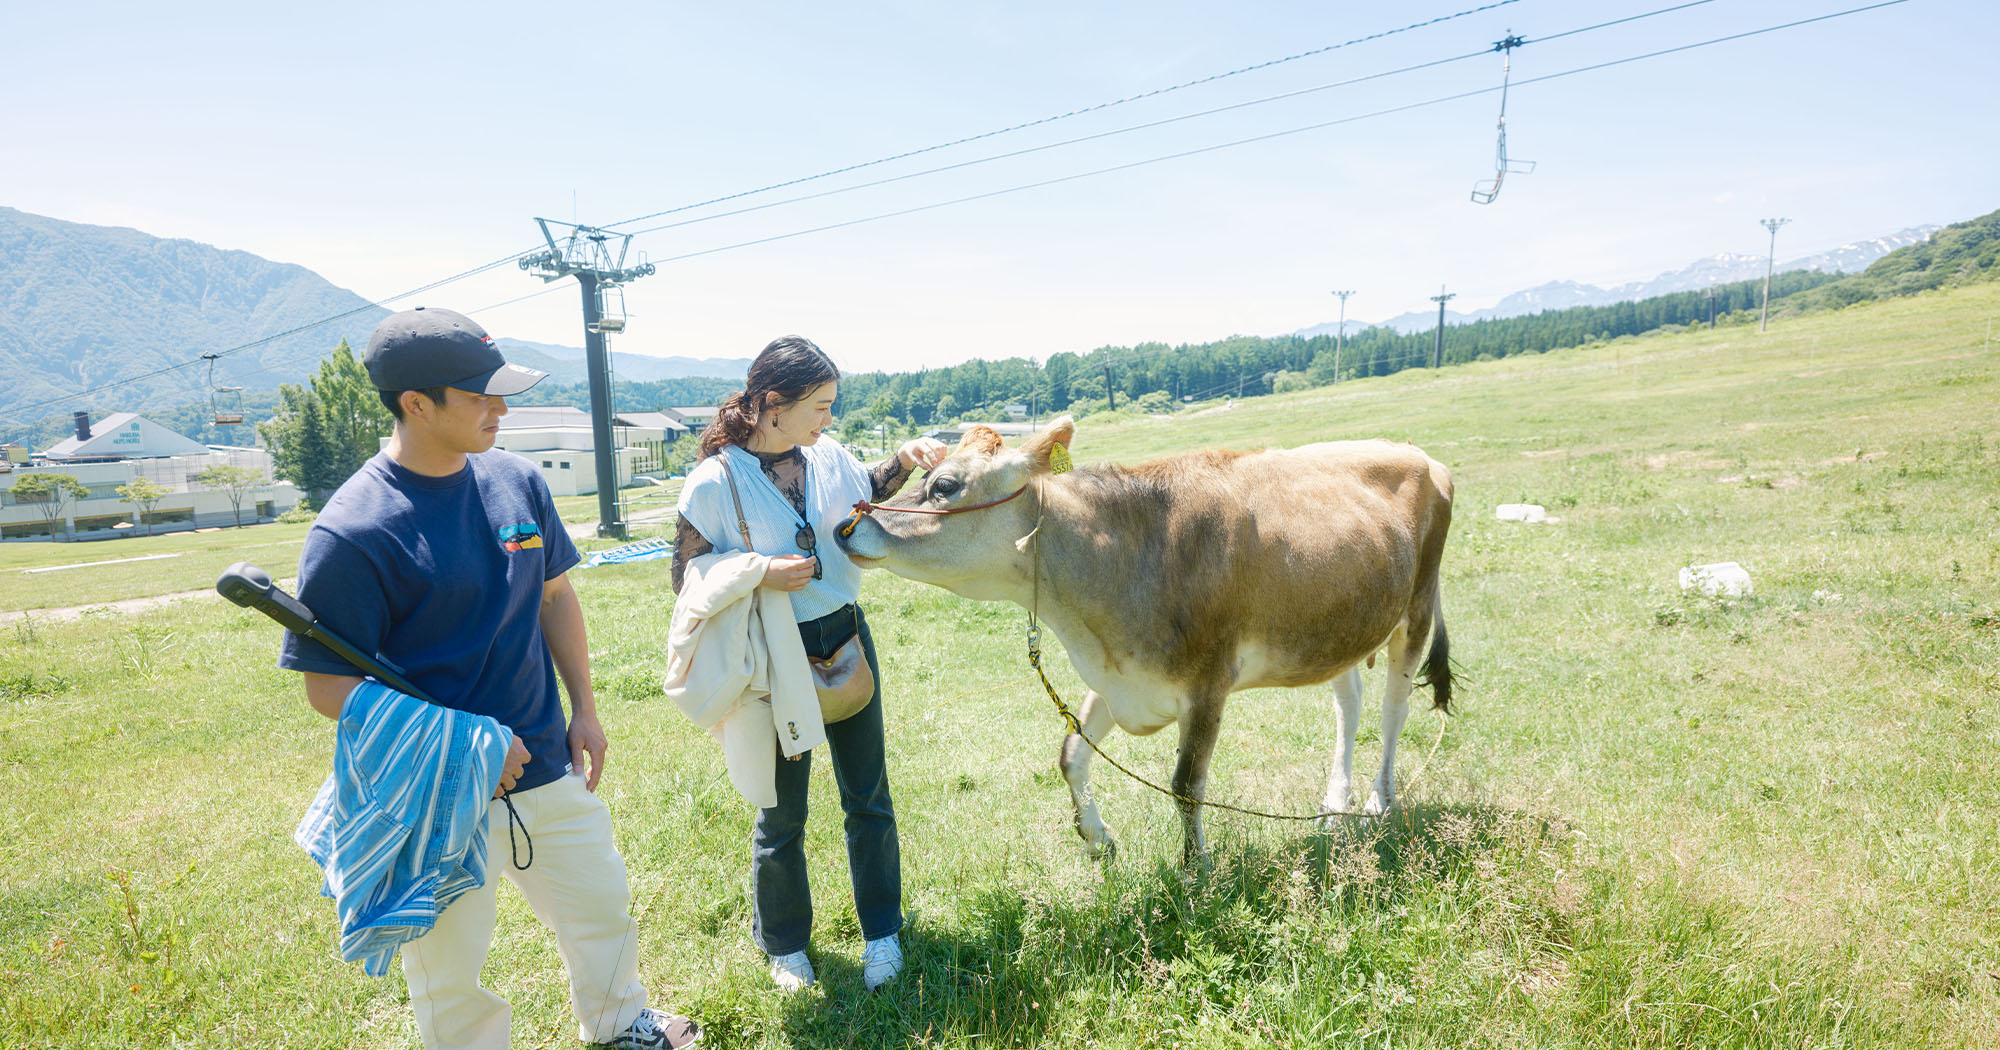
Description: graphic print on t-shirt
xmin=498 ymin=522 xmax=544 ymax=551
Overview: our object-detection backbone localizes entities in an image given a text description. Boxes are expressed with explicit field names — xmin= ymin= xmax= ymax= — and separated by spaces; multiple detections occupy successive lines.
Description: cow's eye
xmin=931 ymin=476 xmax=961 ymax=499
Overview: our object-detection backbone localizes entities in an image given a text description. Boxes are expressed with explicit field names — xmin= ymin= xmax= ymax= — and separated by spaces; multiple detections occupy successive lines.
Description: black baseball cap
xmin=364 ymin=306 xmax=548 ymax=396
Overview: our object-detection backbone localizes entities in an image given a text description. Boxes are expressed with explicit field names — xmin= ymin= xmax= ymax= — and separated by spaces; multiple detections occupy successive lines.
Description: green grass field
xmin=3 ymin=283 xmax=1995 ymax=1048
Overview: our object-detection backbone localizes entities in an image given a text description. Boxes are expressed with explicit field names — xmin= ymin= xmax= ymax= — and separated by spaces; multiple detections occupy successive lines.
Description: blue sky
xmin=5 ymin=0 xmax=1990 ymax=375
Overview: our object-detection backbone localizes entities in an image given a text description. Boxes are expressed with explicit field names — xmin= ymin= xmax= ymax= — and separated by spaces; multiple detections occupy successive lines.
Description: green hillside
xmin=1777 ymin=206 xmax=2000 ymax=315
xmin=0 ymin=207 xmax=388 ymax=428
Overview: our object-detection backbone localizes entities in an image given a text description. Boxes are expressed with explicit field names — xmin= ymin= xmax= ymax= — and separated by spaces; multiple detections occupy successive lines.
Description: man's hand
xmin=760 ymin=554 xmax=817 ymax=592
xmin=496 ymin=733 xmax=529 ymax=798
xmin=898 ymin=437 xmax=947 ymax=472
xmin=569 ymin=709 xmax=609 ymax=792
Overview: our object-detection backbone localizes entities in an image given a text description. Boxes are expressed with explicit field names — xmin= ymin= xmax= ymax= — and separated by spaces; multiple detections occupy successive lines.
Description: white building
xmin=1 ymin=412 xmax=302 ymax=541
xmin=490 ymin=406 xmax=663 ymax=498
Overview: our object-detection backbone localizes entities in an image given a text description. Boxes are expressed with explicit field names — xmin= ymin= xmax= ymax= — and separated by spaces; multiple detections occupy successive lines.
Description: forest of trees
xmin=830 ymin=268 xmax=1852 ymax=428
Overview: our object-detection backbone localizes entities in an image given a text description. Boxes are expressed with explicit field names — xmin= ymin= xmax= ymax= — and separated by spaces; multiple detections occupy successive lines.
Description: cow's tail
xmin=1415 ymin=603 xmax=1453 ymax=714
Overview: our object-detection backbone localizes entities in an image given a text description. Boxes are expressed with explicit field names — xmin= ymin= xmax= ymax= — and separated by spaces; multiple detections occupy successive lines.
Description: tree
xmin=116 ymin=476 xmax=171 ymax=536
xmin=1272 ymin=370 xmax=1313 ymax=395
xmin=934 ymin=393 xmax=959 ymax=424
xmin=8 ymin=472 xmax=90 ymax=539
xmin=192 ymin=464 xmax=265 ymax=526
xmin=259 ymin=339 xmax=392 ymax=506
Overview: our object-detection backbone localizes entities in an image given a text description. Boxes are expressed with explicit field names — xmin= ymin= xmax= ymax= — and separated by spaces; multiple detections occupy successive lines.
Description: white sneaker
xmin=861 ymin=935 xmax=904 ymax=991
xmin=768 ymin=949 xmax=815 ymax=992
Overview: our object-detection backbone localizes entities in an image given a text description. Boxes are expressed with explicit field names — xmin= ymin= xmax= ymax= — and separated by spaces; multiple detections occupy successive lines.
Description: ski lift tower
xmin=520 ymin=219 xmax=656 ymax=539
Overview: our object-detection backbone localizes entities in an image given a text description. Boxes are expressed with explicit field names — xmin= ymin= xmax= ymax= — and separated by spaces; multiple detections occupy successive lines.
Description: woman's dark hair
xmin=698 ymin=335 xmax=840 ymax=459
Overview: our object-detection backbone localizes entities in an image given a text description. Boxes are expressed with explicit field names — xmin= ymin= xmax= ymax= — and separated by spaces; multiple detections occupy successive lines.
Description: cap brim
xmin=451 ymin=363 xmax=548 ymax=397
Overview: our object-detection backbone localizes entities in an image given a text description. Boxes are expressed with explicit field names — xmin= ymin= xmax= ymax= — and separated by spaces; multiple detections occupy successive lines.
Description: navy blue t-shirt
xmin=279 ymin=450 xmax=582 ymax=792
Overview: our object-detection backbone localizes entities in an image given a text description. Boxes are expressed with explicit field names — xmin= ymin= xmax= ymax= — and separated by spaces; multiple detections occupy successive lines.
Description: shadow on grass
xmin=753 ymin=802 xmax=1907 ymax=1049
xmin=758 ymin=803 xmax=1557 ymax=1048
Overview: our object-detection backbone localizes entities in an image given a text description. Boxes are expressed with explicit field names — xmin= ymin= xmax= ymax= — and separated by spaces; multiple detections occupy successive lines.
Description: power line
xmin=599 ymin=1 xmax=1526 ymax=233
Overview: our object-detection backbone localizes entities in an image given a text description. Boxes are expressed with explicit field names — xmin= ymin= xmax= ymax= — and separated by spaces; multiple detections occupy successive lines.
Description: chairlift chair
xmin=590 ymin=283 xmax=629 ymax=333
xmin=204 ymin=354 xmax=245 ymax=425
xmin=1469 ymin=34 xmax=1535 ymax=205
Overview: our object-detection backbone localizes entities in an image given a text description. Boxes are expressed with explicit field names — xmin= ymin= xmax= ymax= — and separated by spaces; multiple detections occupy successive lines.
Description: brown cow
xmin=837 ymin=416 xmax=1454 ymax=866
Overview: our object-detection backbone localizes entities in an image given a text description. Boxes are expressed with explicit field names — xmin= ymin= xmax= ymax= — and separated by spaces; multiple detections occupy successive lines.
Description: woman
xmin=671 ymin=335 xmax=945 ymax=993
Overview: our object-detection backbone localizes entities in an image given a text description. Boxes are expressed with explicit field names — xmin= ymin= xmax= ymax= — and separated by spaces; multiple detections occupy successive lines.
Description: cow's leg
xmin=1172 ymin=687 xmax=1226 ymax=870
xmin=1319 ymin=665 xmax=1366 ymax=824
xmin=1059 ymin=690 xmax=1118 ymax=860
xmin=1365 ymin=625 xmax=1420 ymax=815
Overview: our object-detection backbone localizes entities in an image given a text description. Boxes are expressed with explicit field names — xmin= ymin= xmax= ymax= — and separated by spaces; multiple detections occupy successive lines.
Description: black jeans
xmin=750 ymin=604 xmax=904 ymax=955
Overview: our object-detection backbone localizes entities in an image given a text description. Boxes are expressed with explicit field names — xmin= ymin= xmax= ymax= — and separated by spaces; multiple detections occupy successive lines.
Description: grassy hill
xmin=1 ymin=279 xmax=1995 ymax=1048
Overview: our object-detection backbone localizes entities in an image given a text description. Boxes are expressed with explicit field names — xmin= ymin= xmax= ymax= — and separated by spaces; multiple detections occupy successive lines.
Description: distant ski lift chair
xmin=1469 ymin=33 xmax=1535 ymax=205
xmin=205 ymin=353 xmax=245 ymax=425
xmin=590 ymin=282 xmax=628 ymax=333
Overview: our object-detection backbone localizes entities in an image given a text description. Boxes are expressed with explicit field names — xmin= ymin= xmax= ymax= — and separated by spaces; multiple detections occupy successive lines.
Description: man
xmin=279 ymin=306 xmax=699 ymax=1050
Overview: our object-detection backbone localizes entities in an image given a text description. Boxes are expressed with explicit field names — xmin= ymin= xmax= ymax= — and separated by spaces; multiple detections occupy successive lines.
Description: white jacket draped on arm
xmin=663 ymin=550 xmax=826 ymax=808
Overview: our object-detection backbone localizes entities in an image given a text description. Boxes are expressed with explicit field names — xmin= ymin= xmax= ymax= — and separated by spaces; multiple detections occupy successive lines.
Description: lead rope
xmin=1024 ymin=477 xmax=1432 ymax=824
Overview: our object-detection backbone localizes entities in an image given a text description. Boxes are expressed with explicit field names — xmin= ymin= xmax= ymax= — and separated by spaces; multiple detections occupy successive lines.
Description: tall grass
xmin=2 ymin=283 xmax=1996 ymax=1047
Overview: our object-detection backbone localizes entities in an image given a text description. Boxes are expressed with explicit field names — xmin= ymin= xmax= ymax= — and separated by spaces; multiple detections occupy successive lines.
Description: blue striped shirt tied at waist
xmin=293 ymin=680 xmax=512 ymax=976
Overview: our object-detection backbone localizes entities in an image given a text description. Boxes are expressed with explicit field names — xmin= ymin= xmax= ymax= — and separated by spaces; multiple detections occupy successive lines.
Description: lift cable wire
xmin=6 ymin=1 xmax=1893 ymax=426
xmin=626 ymin=49 xmax=1496 ymax=239
xmin=597 ymin=1 xmax=1527 ymax=234
xmin=620 ymin=1 xmax=1722 ymax=240
xmin=7 ymin=5 xmax=1506 ymax=426
xmin=4 ymin=253 xmax=533 ymax=422
xmin=636 ymin=1 xmax=1907 ymax=269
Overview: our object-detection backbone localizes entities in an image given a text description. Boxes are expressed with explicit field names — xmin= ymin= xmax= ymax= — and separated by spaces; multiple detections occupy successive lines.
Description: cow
xmin=836 ymin=416 xmax=1455 ymax=866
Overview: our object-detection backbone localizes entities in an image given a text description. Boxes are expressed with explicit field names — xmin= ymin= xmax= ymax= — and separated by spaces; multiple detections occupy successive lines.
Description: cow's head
xmin=838 ymin=416 xmax=1076 ymax=598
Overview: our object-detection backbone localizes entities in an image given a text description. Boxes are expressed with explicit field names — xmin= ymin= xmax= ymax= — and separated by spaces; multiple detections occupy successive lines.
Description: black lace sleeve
xmin=670 ymin=513 xmax=713 ymax=595
xmin=868 ymin=456 xmax=916 ymax=501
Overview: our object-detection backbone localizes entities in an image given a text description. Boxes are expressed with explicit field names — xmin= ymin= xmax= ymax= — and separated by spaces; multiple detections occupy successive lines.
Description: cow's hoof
xmin=1086 ymin=837 xmax=1118 ymax=863
xmin=1361 ymin=793 xmax=1392 ymax=817
xmin=1315 ymin=807 xmax=1354 ymax=832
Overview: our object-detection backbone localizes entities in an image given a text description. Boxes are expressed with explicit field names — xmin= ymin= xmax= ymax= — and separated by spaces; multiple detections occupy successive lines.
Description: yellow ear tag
xmin=1048 ymin=443 xmax=1073 ymax=475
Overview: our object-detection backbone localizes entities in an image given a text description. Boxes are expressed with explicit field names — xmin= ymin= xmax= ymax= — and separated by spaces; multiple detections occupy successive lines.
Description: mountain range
xmin=0 ymin=207 xmax=748 ymax=430
xmin=492 ymin=338 xmax=750 ymax=388
xmin=1297 ymin=226 xmax=1942 ymax=337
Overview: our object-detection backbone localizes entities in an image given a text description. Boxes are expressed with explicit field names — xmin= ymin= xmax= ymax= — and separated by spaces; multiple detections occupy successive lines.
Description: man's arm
xmin=541 ymin=571 xmax=607 ymax=791
xmin=304 ymin=672 xmax=363 ymax=720
xmin=302 ymin=671 xmax=529 ymax=796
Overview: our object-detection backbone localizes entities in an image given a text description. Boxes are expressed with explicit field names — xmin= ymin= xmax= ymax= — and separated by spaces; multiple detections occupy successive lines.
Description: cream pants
xmin=401 ymin=773 xmax=648 ymax=1049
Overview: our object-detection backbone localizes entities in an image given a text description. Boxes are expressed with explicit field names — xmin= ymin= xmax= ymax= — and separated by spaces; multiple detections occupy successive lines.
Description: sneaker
xmin=862 ymin=935 xmax=904 ymax=991
xmin=603 ymin=1006 xmax=700 ymax=1049
xmin=768 ymin=949 xmax=815 ymax=992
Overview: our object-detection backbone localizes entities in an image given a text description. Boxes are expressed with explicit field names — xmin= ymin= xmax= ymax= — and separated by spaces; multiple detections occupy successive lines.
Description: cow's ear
xmin=1021 ymin=415 xmax=1076 ymax=475
xmin=955 ymin=425 xmax=1005 ymax=457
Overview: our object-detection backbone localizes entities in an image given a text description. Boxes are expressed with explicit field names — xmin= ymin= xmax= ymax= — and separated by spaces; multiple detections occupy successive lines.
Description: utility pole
xmin=1706 ymin=286 xmax=1717 ymax=328
xmin=1430 ymin=286 xmax=1456 ymax=368
xmin=1103 ymin=360 xmax=1116 ymax=411
xmin=1759 ymin=217 xmax=1790 ymax=333
xmin=520 ymin=219 xmax=656 ymax=539
xmin=1330 ymin=289 xmax=1355 ymax=382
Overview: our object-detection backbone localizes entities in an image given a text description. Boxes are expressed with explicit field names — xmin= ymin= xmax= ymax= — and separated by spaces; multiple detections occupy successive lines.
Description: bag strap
xmin=716 ymin=454 xmax=756 ymax=553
